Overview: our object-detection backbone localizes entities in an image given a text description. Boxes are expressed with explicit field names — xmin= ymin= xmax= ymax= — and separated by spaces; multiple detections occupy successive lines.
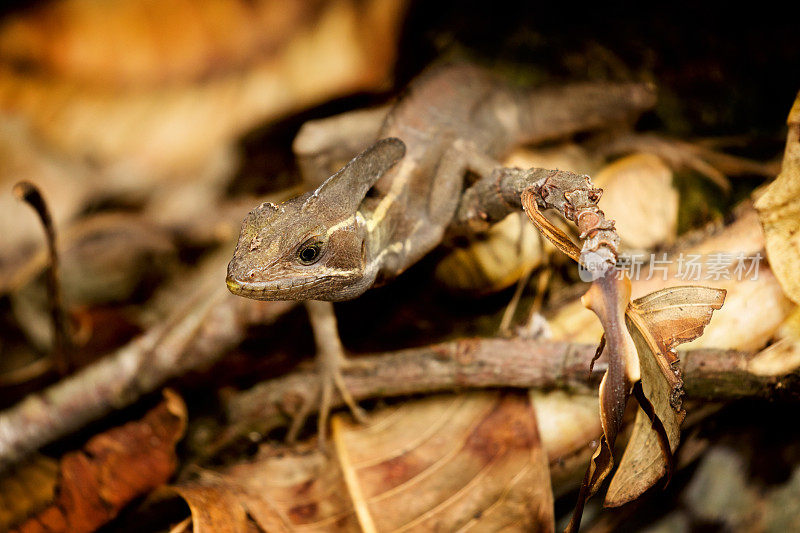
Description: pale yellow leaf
xmin=592 ymin=153 xmax=678 ymax=250
xmin=755 ymin=92 xmax=800 ymax=304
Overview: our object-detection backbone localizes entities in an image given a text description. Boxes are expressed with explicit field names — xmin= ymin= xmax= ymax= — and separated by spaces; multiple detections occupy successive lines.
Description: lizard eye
xmin=297 ymin=240 xmax=323 ymax=265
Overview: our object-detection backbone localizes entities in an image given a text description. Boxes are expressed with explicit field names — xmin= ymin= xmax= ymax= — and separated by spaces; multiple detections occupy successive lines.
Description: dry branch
xmin=225 ymin=336 xmax=797 ymax=439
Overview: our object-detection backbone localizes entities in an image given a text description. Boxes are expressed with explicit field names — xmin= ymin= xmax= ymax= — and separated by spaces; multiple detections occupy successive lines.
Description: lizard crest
xmin=226 ymin=138 xmax=406 ymax=301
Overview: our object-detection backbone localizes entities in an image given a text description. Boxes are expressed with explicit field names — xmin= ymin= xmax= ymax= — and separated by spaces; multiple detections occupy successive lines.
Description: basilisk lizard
xmin=226 ymin=63 xmax=655 ymax=442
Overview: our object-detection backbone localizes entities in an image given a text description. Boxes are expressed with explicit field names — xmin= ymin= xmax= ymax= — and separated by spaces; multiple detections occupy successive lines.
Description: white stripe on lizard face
xmin=324 ymin=215 xmax=356 ymax=237
xmin=311 ymin=265 xmax=359 ymax=277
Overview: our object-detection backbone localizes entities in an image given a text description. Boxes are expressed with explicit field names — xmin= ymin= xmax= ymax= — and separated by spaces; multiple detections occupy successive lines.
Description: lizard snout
xmin=225 ymin=276 xmax=243 ymax=294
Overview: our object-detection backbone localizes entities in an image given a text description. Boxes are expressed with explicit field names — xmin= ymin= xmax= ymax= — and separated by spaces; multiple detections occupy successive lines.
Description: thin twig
xmin=498 ymin=265 xmax=533 ymax=335
xmin=13 ymin=181 xmax=72 ymax=375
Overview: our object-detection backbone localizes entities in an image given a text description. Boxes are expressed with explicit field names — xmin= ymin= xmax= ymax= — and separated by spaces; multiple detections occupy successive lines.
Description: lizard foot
xmin=286 ymin=352 xmax=369 ymax=448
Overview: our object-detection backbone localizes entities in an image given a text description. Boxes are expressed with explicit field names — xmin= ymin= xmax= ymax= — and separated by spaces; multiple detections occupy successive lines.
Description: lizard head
xmin=226 ymin=138 xmax=405 ymax=301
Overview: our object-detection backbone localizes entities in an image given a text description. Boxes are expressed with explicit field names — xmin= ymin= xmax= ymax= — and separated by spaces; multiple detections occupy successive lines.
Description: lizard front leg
xmin=286 ymin=300 xmax=368 ymax=445
xmin=286 ymin=113 xmax=392 ymax=445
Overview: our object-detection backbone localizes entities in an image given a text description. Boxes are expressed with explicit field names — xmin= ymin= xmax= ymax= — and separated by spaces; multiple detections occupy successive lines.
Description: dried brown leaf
xmin=174 ymin=444 xmax=358 ymax=532
xmin=755 ymin=91 xmax=800 ymax=304
xmin=173 ymin=392 xmax=554 ymax=532
xmin=12 ymin=390 xmax=187 ymax=533
xmin=567 ymin=273 xmax=640 ymax=532
xmin=605 ymin=286 xmax=725 ymax=507
xmin=334 ymin=392 xmax=554 ymax=532
xmin=172 ymin=482 xmax=254 ymax=533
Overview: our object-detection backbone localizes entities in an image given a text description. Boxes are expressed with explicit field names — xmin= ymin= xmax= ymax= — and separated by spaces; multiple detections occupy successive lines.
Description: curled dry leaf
xmin=11 ymin=389 xmax=187 ymax=533
xmin=173 ymin=392 xmax=554 ymax=532
xmin=605 ymin=286 xmax=725 ymax=507
xmin=567 ymin=281 xmax=725 ymax=530
xmin=755 ymin=92 xmax=800 ymax=304
xmin=567 ymin=273 xmax=639 ymax=532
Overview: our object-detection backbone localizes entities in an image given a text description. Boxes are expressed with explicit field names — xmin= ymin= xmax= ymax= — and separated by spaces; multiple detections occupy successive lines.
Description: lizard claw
xmin=332 ymin=365 xmax=370 ymax=424
xmin=285 ymin=354 xmax=369 ymax=448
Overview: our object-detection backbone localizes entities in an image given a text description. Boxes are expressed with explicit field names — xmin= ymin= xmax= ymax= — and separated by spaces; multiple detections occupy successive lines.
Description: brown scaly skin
xmin=226 ymin=64 xmax=654 ymax=443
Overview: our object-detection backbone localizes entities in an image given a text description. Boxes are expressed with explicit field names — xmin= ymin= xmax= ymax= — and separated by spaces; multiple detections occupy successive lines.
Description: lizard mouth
xmin=225 ymin=275 xmax=321 ymax=300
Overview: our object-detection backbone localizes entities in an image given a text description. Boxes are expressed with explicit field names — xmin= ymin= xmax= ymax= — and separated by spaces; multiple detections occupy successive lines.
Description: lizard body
xmin=227 ymin=64 xmax=654 ymax=300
